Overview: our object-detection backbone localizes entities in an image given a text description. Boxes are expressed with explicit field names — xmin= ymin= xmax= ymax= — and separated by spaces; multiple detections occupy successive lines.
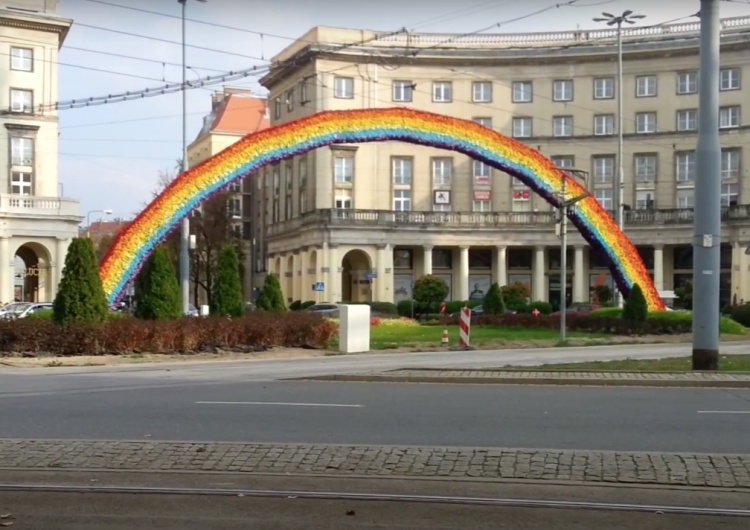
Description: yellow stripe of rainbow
xmin=99 ymin=107 xmax=664 ymax=311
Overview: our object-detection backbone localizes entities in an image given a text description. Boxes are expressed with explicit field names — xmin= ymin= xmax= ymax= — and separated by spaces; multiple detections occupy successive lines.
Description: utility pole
xmin=692 ymin=0 xmax=721 ymax=371
xmin=593 ymin=10 xmax=645 ymax=307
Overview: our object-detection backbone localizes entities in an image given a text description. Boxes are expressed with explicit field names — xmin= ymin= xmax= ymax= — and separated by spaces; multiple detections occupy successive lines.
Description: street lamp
xmin=178 ymin=0 xmax=206 ymax=316
xmin=556 ymin=170 xmax=589 ymax=342
xmin=85 ymin=209 xmax=113 ymax=238
xmin=593 ymin=10 xmax=645 ymax=307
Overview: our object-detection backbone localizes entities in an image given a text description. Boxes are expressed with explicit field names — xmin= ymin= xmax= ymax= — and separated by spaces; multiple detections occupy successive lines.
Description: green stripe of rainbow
xmin=99 ymin=107 xmax=664 ymax=311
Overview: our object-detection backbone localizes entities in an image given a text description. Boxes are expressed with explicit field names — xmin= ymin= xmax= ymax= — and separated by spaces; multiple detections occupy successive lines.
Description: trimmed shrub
xmin=289 ymin=300 xmax=303 ymax=311
xmin=590 ymin=307 xmax=623 ymax=318
xmin=524 ymin=301 xmax=553 ymax=315
xmin=369 ymin=301 xmax=398 ymax=315
xmin=413 ymin=275 xmax=449 ymax=314
xmin=211 ymin=244 xmax=244 ymax=318
xmin=52 ymin=237 xmax=109 ymax=325
xmin=134 ymin=246 xmax=182 ymax=320
xmin=623 ymin=283 xmax=648 ymax=322
xmin=0 ymin=313 xmax=337 ymax=357
xmin=501 ymin=282 xmax=530 ymax=311
xmin=256 ymin=273 xmax=286 ymax=312
xmin=397 ymin=299 xmax=415 ymax=317
xmin=301 ymin=300 xmax=316 ymax=309
xmin=731 ymin=303 xmax=750 ymax=327
xmin=483 ymin=283 xmax=505 ymax=315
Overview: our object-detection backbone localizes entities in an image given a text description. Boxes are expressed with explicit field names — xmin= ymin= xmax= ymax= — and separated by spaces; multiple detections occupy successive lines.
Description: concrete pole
xmin=560 ymin=176 xmax=568 ymax=342
xmin=692 ymin=0 xmax=721 ymax=371
xmin=615 ymin=20 xmax=625 ymax=308
xmin=179 ymin=0 xmax=191 ymax=315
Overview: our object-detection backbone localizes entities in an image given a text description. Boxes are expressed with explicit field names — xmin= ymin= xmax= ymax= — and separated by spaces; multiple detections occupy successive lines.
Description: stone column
xmin=573 ymin=245 xmax=585 ymax=303
xmin=376 ymin=244 xmax=389 ymax=301
xmin=422 ymin=245 xmax=433 ymax=276
xmin=458 ymin=246 xmax=470 ymax=301
xmin=328 ymin=244 xmax=340 ymax=303
xmin=54 ymin=237 xmax=69 ymax=301
xmin=0 ymin=237 xmax=11 ymax=304
xmin=532 ymin=246 xmax=546 ymax=301
xmin=653 ymin=244 xmax=664 ymax=291
xmin=493 ymin=245 xmax=507 ymax=287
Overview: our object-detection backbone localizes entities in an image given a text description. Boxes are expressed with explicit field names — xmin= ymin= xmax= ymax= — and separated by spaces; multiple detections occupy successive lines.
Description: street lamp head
xmin=103 ymin=209 xmax=113 ymax=215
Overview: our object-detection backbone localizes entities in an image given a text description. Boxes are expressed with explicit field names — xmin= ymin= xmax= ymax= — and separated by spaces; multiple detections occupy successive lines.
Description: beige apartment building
xmin=187 ymin=86 xmax=269 ymax=302
xmin=255 ymin=16 xmax=750 ymax=309
xmin=0 ymin=0 xmax=80 ymax=304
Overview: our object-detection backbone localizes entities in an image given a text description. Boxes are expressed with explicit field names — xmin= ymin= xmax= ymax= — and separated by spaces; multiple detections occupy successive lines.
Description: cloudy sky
xmin=53 ymin=0 xmax=749 ymax=222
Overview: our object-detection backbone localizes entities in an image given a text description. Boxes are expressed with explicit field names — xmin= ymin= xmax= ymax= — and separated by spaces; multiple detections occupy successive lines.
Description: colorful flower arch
xmin=99 ymin=108 xmax=665 ymax=311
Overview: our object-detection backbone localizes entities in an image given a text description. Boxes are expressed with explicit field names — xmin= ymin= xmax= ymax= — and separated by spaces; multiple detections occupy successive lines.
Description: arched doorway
xmin=341 ymin=249 xmax=372 ymax=303
xmin=14 ymin=243 xmax=52 ymax=302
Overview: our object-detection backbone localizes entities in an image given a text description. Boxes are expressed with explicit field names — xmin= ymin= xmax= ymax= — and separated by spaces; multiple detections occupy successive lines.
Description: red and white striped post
xmin=459 ymin=306 xmax=471 ymax=348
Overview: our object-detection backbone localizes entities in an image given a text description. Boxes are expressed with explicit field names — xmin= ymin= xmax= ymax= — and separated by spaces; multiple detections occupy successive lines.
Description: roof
xmin=195 ymin=91 xmax=270 ymax=142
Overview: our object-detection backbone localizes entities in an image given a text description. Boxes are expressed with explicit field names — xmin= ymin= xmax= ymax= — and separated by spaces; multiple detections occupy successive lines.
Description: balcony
xmin=0 ymin=194 xmax=80 ymax=219
xmin=265 ymin=206 xmax=750 ymax=237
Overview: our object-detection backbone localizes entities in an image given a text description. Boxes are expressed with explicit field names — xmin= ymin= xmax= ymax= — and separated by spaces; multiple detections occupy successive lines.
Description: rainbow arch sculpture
xmin=99 ymin=108 xmax=665 ymax=311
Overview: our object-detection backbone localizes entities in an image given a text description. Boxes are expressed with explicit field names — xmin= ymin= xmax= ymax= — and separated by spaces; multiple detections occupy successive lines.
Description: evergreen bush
xmin=482 ymin=282 xmax=506 ymax=315
xmin=622 ymin=283 xmax=648 ymax=322
xmin=134 ymin=246 xmax=182 ymax=320
xmin=52 ymin=237 xmax=109 ymax=325
xmin=211 ymin=244 xmax=244 ymax=317
xmin=256 ymin=273 xmax=287 ymax=312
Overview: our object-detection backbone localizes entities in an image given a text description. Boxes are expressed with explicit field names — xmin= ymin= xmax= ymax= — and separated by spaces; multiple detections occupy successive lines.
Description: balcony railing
xmin=0 ymin=194 xmax=80 ymax=218
xmin=265 ymin=206 xmax=750 ymax=237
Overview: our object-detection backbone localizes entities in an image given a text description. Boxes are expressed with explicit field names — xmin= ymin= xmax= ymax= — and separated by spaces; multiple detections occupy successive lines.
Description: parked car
xmin=0 ymin=302 xmax=52 ymax=320
xmin=550 ymin=304 xmax=594 ymax=316
xmin=303 ymin=303 xmax=339 ymax=317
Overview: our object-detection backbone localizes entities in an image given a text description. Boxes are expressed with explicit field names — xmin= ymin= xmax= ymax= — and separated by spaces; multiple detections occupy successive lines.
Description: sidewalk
xmin=1 ymin=439 xmax=748 ymax=489
xmin=302 ymin=369 xmax=750 ymax=388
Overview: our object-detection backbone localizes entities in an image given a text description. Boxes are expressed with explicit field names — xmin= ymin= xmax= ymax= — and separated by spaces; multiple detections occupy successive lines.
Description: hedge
xmin=0 ymin=313 xmax=337 ymax=356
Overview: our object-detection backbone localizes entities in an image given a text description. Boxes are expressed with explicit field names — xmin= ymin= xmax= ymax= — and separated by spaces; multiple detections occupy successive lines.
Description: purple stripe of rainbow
xmin=100 ymin=108 xmax=664 ymax=310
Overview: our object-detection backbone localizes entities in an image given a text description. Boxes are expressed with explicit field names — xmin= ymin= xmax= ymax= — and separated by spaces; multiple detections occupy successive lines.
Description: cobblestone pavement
xmin=305 ymin=369 xmax=750 ymax=387
xmin=1 ymin=440 xmax=749 ymax=489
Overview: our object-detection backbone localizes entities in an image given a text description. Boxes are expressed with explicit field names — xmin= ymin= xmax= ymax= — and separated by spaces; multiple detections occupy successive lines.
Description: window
xmin=284 ymin=161 xmax=293 ymax=191
xmin=273 ymin=97 xmax=281 ymax=119
xmin=594 ymin=114 xmax=614 ymax=136
xmin=393 ymin=190 xmax=411 ymax=211
xmin=594 ymin=189 xmax=613 ymax=210
xmin=286 ymin=89 xmax=294 ymax=111
xmin=634 ymin=154 xmax=656 ymax=184
xmin=472 ymin=200 xmax=491 ymax=212
xmin=721 ymin=183 xmax=739 ymax=206
xmin=512 ymin=81 xmax=532 ymax=103
xmin=636 ymin=75 xmax=657 ymax=97
xmin=392 ymin=80 xmax=413 ymax=102
xmin=553 ymin=116 xmax=573 ymax=137
xmin=392 ymin=157 xmax=412 ymax=185
xmin=473 ymin=117 xmax=492 ymax=128
xmin=334 ymin=156 xmax=353 ymax=183
xmin=677 ymin=72 xmax=697 ymax=94
xmin=552 ymin=80 xmax=573 ymax=102
xmin=472 ymin=81 xmax=492 ymax=102
xmin=227 ymin=197 xmax=242 ymax=218
xmin=433 ymin=81 xmax=452 ymax=102
xmin=472 ymin=160 xmax=491 ymax=185
xmin=298 ymin=158 xmax=307 ymax=189
xmin=10 ymin=89 xmax=33 ymax=113
xmin=719 ymin=106 xmax=740 ymax=128
xmin=635 ymin=191 xmax=655 ymax=210
xmin=676 ymin=188 xmax=694 ymax=208
xmin=10 ymin=47 xmax=32 ymax=71
xmin=593 ymin=78 xmax=613 ymax=99
xmin=10 ymin=137 xmax=33 ymax=166
xmin=593 ymin=155 xmax=614 ymax=184
xmin=675 ymin=152 xmax=695 ymax=182
xmin=228 ymin=180 xmax=241 ymax=193
xmin=635 ymin=112 xmax=656 ymax=134
xmin=721 ymin=149 xmax=740 ymax=180
xmin=512 ymin=117 xmax=532 ymax=138
xmin=10 ymin=172 xmax=32 ymax=195
xmin=551 ymin=155 xmax=574 ymax=168
xmin=677 ymin=109 xmax=697 ymax=131
xmin=273 ymin=167 xmax=280 ymax=192
xmin=335 ymin=189 xmax=352 ymax=209
xmin=299 ymin=79 xmax=309 ymax=104
xmin=334 ymin=76 xmax=353 ymax=98
xmin=720 ymin=68 xmax=740 ymax=91
xmin=432 ymin=158 xmax=452 ymax=186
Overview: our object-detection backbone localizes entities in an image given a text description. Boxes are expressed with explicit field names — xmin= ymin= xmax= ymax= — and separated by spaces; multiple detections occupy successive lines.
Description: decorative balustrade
xmin=0 ymin=194 xmax=80 ymax=217
xmin=265 ymin=206 xmax=748 ymax=237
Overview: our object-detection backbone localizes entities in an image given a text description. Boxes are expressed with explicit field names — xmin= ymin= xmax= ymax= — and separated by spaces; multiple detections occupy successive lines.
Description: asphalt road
xmin=1 ymin=376 xmax=750 ymax=453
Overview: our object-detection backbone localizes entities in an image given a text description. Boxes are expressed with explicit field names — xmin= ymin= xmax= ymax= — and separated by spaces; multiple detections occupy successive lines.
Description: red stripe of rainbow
xmin=99 ymin=107 xmax=664 ymax=311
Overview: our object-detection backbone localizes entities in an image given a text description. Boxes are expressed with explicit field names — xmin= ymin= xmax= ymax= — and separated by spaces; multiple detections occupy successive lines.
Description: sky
xmin=52 ymin=0 xmax=750 ymax=223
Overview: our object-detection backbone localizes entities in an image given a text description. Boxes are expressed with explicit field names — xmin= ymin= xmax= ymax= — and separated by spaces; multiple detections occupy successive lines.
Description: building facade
xmin=187 ymin=86 xmax=269 ymax=300
xmin=0 ymin=0 xmax=80 ymax=304
xmin=256 ymin=17 xmax=750 ymax=308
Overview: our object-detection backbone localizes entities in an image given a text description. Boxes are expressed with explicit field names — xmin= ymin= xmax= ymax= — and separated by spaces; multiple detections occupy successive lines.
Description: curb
xmin=296 ymin=374 xmax=750 ymax=388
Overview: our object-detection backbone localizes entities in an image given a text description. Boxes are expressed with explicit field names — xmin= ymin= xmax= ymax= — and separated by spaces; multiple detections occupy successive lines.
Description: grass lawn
xmin=502 ymin=355 xmax=750 ymax=372
xmin=358 ymin=325 xmax=604 ymax=350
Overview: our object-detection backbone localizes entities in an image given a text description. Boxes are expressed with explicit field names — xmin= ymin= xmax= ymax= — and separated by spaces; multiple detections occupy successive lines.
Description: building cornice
xmin=0 ymin=9 xmax=73 ymax=48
